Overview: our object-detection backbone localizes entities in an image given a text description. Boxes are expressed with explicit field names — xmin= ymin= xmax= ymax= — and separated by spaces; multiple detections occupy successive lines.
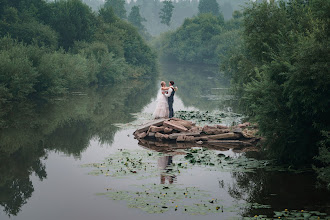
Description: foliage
xmin=0 ymin=39 xmax=38 ymax=101
xmin=159 ymin=0 xmax=174 ymax=26
xmin=104 ymin=0 xmax=126 ymax=19
xmin=0 ymin=0 xmax=157 ymax=103
xmin=46 ymin=0 xmax=96 ymax=50
xmin=128 ymin=5 xmax=150 ymax=40
xmin=155 ymin=13 xmax=226 ymax=64
xmin=314 ymin=131 xmax=330 ymax=189
xmin=198 ymin=0 xmax=221 ymax=17
xmin=221 ymin=0 xmax=330 ymax=169
xmin=125 ymin=0 xmax=248 ymax=36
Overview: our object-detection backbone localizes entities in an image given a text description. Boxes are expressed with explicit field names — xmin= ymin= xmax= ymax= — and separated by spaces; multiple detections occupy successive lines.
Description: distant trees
xmin=198 ymin=0 xmax=220 ymax=16
xmin=104 ymin=0 xmax=126 ymax=19
xmin=159 ymin=0 xmax=174 ymax=26
xmin=155 ymin=13 xmax=231 ymax=64
xmin=128 ymin=6 xmax=146 ymax=32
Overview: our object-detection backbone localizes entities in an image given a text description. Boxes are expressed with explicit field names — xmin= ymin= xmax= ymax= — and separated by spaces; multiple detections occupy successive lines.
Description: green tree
xmin=47 ymin=0 xmax=95 ymax=50
xmin=104 ymin=0 xmax=126 ymax=19
xmin=222 ymin=0 xmax=330 ymax=166
xmin=198 ymin=0 xmax=220 ymax=16
xmin=159 ymin=0 xmax=174 ymax=26
xmin=156 ymin=13 xmax=224 ymax=64
xmin=128 ymin=6 xmax=146 ymax=32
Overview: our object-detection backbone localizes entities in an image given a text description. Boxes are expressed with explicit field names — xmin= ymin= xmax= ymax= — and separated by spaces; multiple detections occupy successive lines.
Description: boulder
xmin=216 ymin=125 xmax=229 ymax=129
xmin=149 ymin=126 xmax=165 ymax=133
xmin=135 ymin=119 xmax=167 ymax=133
xmin=136 ymin=132 xmax=147 ymax=139
xmin=185 ymin=136 xmax=195 ymax=142
xmin=238 ymin=122 xmax=251 ymax=129
xmin=168 ymin=132 xmax=201 ymax=140
xmin=193 ymin=136 xmax=209 ymax=141
xmin=170 ymin=119 xmax=194 ymax=129
xmin=189 ymin=126 xmax=202 ymax=133
xmin=208 ymin=132 xmax=241 ymax=140
xmin=164 ymin=127 xmax=173 ymax=134
xmin=148 ymin=132 xmax=155 ymax=137
xmin=176 ymin=135 xmax=186 ymax=142
xmin=163 ymin=121 xmax=188 ymax=132
xmin=202 ymin=125 xmax=230 ymax=135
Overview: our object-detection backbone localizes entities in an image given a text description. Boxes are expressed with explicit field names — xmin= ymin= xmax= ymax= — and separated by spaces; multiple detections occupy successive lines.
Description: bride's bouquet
xmin=173 ymin=86 xmax=178 ymax=92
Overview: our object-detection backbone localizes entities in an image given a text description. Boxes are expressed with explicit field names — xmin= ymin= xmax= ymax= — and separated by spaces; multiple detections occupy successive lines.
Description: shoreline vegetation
xmin=0 ymin=0 xmax=157 ymax=104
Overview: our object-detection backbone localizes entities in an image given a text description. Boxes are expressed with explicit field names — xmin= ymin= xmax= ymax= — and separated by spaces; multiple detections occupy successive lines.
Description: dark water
xmin=0 ymin=63 xmax=329 ymax=220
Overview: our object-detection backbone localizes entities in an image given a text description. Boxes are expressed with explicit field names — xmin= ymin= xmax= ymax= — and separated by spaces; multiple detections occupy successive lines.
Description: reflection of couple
xmin=158 ymin=155 xmax=176 ymax=184
xmin=153 ymin=81 xmax=176 ymax=119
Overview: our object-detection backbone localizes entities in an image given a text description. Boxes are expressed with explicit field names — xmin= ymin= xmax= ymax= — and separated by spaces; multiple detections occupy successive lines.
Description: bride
xmin=153 ymin=81 xmax=170 ymax=119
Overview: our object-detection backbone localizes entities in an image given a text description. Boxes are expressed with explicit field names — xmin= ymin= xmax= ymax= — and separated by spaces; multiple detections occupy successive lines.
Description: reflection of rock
xmin=134 ymin=118 xmax=260 ymax=151
xmin=138 ymin=138 xmax=257 ymax=154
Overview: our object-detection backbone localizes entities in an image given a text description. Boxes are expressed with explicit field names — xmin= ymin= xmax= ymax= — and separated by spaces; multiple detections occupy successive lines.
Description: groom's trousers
xmin=168 ymin=101 xmax=174 ymax=118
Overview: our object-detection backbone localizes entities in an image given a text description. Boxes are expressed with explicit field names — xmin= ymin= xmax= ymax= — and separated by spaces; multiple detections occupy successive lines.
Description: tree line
xmin=153 ymin=0 xmax=242 ymax=65
xmin=97 ymin=0 xmax=247 ymax=37
xmin=156 ymin=0 xmax=330 ymax=188
xmin=0 ymin=0 xmax=157 ymax=103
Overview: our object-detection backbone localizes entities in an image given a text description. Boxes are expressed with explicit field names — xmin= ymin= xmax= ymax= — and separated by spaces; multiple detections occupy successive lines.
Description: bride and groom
xmin=153 ymin=81 xmax=176 ymax=119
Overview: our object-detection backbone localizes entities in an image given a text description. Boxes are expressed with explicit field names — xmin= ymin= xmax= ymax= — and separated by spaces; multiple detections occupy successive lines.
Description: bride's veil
xmin=156 ymin=88 xmax=163 ymax=102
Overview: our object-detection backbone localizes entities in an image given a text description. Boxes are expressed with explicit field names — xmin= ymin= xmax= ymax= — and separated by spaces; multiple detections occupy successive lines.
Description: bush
xmin=0 ymin=42 xmax=38 ymax=101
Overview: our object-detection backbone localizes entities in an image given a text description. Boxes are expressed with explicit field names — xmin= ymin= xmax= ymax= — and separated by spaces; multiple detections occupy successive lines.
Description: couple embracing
xmin=153 ymin=81 xmax=177 ymax=119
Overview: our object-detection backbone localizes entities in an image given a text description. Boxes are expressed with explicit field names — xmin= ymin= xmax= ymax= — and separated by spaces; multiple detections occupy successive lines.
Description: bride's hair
xmin=160 ymin=81 xmax=166 ymax=87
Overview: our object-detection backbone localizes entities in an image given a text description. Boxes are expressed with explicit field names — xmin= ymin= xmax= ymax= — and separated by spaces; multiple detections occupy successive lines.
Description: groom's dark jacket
xmin=167 ymin=87 xmax=175 ymax=103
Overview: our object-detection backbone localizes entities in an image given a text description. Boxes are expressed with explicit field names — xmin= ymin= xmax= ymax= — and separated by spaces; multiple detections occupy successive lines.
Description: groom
xmin=163 ymin=81 xmax=175 ymax=118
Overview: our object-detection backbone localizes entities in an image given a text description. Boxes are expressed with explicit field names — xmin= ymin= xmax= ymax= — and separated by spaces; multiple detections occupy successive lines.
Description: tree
xmin=198 ymin=0 xmax=220 ymax=16
xmin=159 ymin=0 xmax=174 ymax=26
xmin=128 ymin=6 xmax=146 ymax=32
xmin=47 ymin=0 xmax=95 ymax=50
xmin=104 ymin=0 xmax=126 ymax=19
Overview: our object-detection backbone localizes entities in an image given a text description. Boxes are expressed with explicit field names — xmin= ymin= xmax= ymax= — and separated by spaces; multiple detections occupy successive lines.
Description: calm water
xmin=0 ymin=63 xmax=329 ymax=220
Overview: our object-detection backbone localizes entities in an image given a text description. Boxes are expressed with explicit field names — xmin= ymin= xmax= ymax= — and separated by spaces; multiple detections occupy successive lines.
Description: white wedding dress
xmin=153 ymin=88 xmax=169 ymax=119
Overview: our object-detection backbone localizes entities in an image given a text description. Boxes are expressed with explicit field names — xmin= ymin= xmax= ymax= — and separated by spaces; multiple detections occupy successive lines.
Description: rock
xmin=238 ymin=122 xmax=250 ymax=128
xmin=202 ymin=125 xmax=230 ymax=135
xmin=136 ymin=132 xmax=147 ymax=139
xmin=193 ymin=136 xmax=209 ymax=141
xmin=208 ymin=132 xmax=241 ymax=140
xmin=135 ymin=119 xmax=167 ymax=133
xmin=208 ymin=140 xmax=252 ymax=146
xmin=170 ymin=119 xmax=194 ymax=129
xmin=164 ymin=127 xmax=173 ymax=134
xmin=189 ymin=126 xmax=201 ymax=133
xmin=242 ymin=129 xmax=257 ymax=138
xmin=196 ymin=141 xmax=203 ymax=145
xmin=169 ymin=132 xmax=201 ymax=140
xmin=216 ymin=125 xmax=229 ymax=129
xmin=163 ymin=121 xmax=188 ymax=132
xmin=149 ymin=126 xmax=165 ymax=133
xmin=176 ymin=135 xmax=186 ymax=142
xmin=155 ymin=132 xmax=163 ymax=138
xmin=185 ymin=136 xmax=195 ymax=142
xmin=148 ymin=132 xmax=155 ymax=137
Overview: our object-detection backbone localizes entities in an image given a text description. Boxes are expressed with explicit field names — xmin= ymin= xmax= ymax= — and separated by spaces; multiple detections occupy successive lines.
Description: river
xmin=0 ymin=62 xmax=329 ymax=220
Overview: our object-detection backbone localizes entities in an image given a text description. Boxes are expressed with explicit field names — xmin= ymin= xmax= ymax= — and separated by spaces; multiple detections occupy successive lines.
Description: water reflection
xmin=229 ymin=170 xmax=330 ymax=217
xmin=0 ymin=79 xmax=157 ymax=216
xmin=158 ymin=155 xmax=176 ymax=184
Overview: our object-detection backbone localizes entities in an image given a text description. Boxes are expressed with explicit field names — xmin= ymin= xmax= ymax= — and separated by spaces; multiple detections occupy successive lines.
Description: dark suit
xmin=167 ymin=87 xmax=175 ymax=118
